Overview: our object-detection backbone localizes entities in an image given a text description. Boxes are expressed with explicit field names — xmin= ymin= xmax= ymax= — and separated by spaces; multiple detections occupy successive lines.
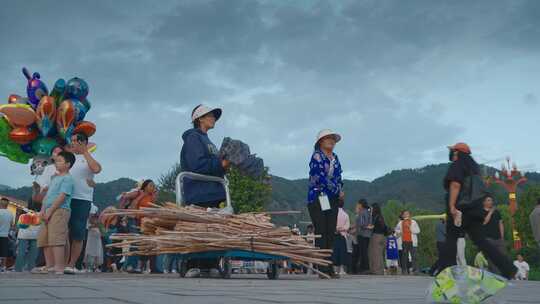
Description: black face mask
xmin=449 ymin=150 xmax=455 ymax=162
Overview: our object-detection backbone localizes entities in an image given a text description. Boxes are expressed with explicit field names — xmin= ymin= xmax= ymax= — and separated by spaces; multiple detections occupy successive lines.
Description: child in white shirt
xmin=513 ymin=254 xmax=530 ymax=280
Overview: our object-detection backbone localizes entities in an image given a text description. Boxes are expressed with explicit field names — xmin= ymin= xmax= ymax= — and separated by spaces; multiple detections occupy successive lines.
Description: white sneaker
xmin=64 ymin=267 xmax=75 ymax=275
xmin=75 ymin=268 xmax=87 ymax=274
xmin=163 ymin=270 xmax=169 ymax=274
xmin=454 ymin=210 xmax=463 ymax=227
xmin=171 ymin=269 xmax=177 ymax=274
xmin=185 ymin=268 xmax=201 ymax=278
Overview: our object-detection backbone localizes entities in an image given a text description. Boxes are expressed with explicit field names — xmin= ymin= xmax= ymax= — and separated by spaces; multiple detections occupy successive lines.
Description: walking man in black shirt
xmin=440 ymin=142 xmax=516 ymax=279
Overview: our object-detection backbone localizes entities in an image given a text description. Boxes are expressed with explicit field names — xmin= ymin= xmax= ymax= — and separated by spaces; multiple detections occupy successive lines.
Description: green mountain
xmin=0 ymin=178 xmax=137 ymax=211
xmin=267 ymin=164 xmax=451 ymax=216
xmin=3 ymin=163 xmax=538 ymax=225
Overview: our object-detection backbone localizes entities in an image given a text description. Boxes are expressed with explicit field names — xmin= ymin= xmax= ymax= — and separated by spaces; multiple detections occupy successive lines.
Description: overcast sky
xmin=1 ymin=0 xmax=539 ymax=187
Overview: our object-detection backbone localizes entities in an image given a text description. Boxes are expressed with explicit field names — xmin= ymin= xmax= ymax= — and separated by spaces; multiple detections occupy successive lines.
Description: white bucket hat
xmin=316 ymin=129 xmax=342 ymax=144
xmin=191 ymin=104 xmax=222 ymax=122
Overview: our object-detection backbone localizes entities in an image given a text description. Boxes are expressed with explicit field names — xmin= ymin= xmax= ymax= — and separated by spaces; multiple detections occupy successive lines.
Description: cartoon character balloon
xmin=22 ymin=67 xmax=48 ymax=109
xmin=32 ymin=137 xmax=58 ymax=156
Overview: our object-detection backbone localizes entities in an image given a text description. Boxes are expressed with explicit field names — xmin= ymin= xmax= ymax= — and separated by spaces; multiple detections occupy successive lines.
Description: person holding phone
xmin=307 ymin=129 xmax=344 ymax=278
xmin=63 ymin=132 xmax=102 ymax=274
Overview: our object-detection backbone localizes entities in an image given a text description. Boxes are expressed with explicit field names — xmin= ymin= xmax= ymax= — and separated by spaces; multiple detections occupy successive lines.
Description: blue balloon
xmin=72 ymin=99 xmax=88 ymax=122
xmin=80 ymin=97 xmax=91 ymax=111
xmin=66 ymin=77 xmax=89 ymax=100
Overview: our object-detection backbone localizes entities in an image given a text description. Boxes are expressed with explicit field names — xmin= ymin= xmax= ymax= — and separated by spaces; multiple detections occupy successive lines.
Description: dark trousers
xmin=401 ymin=241 xmax=417 ymax=274
xmin=486 ymin=238 xmax=507 ymax=275
xmin=430 ymin=241 xmax=445 ymax=275
xmin=351 ymin=243 xmax=360 ymax=274
xmin=308 ymin=196 xmax=339 ymax=273
xmin=75 ymin=233 xmax=88 ymax=270
xmin=440 ymin=211 xmax=516 ymax=279
xmin=357 ymin=236 xmax=370 ymax=272
xmin=332 ymin=235 xmax=349 ymax=267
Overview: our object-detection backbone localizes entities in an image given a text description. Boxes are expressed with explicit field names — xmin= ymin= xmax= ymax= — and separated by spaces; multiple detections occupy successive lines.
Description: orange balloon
xmin=56 ymin=100 xmax=75 ymax=130
xmin=0 ymin=104 xmax=36 ymax=127
xmin=19 ymin=213 xmax=31 ymax=225
xmin=37 ymin=96 xmax=57 ymax=121
xmin=9 ymin=127 xmax=38 ymax=145
xmin=30 ymin=214 xmax=41 ymax=225
xmin=73 ymin=121 xmax=96 ymax=137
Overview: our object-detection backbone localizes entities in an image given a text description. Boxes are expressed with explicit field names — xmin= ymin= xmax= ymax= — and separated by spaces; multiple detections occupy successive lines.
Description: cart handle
xmin=175 ymin=172 xmax=232 ymax=211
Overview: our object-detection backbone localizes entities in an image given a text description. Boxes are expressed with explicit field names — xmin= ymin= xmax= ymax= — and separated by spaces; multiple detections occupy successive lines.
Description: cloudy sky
xmin=1 ymin=0 xmax=539 ymax=187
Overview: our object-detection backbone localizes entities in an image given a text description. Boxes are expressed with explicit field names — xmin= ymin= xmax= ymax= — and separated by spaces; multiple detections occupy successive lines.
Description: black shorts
xmin=0 ymin=237 xmax=9 ymax=257
xmin=69 ymin=199 xmax=92 ymax=241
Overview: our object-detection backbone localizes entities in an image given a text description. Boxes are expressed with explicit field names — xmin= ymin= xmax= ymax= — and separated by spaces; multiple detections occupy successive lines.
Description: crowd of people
xmin=0 ymin=104 xmax=538 ymax=281
xmin=307 ymin=131 xmax=535 ymax=280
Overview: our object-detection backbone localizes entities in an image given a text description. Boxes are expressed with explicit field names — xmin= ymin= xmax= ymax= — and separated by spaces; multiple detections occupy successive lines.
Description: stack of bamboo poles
xmin=106 ymin=203 xmax=332 ymax=268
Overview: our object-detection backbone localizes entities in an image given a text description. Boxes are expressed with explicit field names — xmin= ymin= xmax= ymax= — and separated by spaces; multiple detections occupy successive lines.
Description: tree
xmin=227 ymin=167 xmax=271 ymax=213
xmin=157 ymin=162 xmax=182 ymax=203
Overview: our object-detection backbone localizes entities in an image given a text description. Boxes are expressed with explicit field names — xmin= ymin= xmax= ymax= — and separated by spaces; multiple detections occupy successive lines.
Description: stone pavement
xmin=0 ymin=273 xmax=539 ymax=304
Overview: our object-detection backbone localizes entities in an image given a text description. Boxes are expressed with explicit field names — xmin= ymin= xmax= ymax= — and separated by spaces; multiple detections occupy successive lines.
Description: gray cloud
xmin=1 ymin=0 xmax=539 ymax=188
xmin=524 ymin=93 xmax=538 ymax=106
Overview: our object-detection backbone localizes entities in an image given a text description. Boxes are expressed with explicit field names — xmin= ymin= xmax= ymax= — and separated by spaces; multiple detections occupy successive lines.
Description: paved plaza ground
xmin=1 ymin=272 xmax=539 ymax=304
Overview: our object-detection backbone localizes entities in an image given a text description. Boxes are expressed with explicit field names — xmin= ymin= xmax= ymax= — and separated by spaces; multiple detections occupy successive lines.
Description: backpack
xmin=457 ymin=172 xmax=489 ymax=226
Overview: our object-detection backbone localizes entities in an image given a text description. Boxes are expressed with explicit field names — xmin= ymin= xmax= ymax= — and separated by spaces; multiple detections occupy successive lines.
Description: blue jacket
xmin=180 ymin=128 xmax=226 ymax=205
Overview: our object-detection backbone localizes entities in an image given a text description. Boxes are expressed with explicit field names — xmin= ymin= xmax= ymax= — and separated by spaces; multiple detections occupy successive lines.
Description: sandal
xmin=31 ymin=266 xmax=52 ymax=274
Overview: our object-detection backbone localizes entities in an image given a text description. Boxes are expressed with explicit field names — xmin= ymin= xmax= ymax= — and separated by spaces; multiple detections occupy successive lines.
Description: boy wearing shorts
xmin=36 ymin=151 xmax=76 ymax=275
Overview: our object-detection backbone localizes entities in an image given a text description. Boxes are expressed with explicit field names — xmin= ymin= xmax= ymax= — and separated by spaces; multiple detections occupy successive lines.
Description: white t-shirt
xmin=35 ymin=165 xmax=57 ymax=188
xmin=0 ymin=209 xmax=14 ymax=237
xmin=87 ymin=203 xmax=99 ymax=229
xmin=17 ymin=224 xmax=41 ymax=240
xmin=70 ymin=154 xmax=95 ymax=201
xmin=514 ymin=260 xmax=530 ymax=279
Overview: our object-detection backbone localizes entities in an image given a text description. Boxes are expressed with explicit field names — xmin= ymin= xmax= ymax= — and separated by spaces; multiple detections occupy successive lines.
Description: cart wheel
xmin=178 ymin=259 xmax=187 ymax=278
xmin=267 ymin=261 xmax=280 ymax=280
xmin=220 ymin=257 xmax=232 ymax=279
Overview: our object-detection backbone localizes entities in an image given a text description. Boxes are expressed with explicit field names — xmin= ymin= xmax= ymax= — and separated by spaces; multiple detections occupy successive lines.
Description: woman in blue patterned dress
xmin=307 ymin=129 xmax=344 ymax=277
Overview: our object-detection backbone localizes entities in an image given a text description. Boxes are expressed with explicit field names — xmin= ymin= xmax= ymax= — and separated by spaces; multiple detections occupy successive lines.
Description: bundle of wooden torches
xmin=104 ymin=203 xmax=332 ymax=276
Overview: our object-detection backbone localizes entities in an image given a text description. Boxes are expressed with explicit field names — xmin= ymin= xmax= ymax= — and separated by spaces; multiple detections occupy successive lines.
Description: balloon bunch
xmin=0 ymin=67 xmax=96 ymax=164
xmin=17 ymin=212 xmax=42 ymax=229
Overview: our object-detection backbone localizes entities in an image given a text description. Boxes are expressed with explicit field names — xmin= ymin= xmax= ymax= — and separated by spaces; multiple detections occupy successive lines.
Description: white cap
xmin=316 ymin=129 xmax=342 ymax=144
xmin=191 ymin=104 xmax=222 ymax=122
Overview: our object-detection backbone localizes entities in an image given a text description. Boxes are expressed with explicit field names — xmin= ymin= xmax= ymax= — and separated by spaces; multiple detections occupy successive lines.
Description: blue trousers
xmin=15 ymin=239 xmax=38 ymax=272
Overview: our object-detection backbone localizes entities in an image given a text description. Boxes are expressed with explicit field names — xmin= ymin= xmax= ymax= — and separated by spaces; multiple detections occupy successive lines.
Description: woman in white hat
xmin=307 ymin=129 xmax=344 ymax=277
xmin=180 ymin=104 xmax=230 ymax=278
